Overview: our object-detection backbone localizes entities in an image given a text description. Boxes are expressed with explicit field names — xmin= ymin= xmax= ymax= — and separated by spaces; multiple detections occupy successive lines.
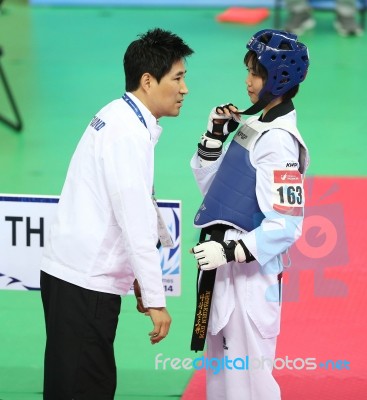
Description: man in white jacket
xmin=40 ymin=28 xmax=193 ymax=400
xmin=190 ymin=29 xmax=310 ymax=399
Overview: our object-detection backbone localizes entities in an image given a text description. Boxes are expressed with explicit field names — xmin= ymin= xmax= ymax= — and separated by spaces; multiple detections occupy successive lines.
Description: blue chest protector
xmin=194 ymin=123 xmax=265 ymax=232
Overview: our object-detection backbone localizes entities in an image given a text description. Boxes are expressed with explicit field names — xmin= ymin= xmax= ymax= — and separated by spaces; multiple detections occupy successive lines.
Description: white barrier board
xmin=0 ymin=194 xmax=181 ymax=295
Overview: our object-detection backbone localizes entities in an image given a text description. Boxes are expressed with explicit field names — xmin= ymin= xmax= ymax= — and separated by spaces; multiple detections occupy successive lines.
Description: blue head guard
xmin=244 ymin=29 xmax=309 ymax=115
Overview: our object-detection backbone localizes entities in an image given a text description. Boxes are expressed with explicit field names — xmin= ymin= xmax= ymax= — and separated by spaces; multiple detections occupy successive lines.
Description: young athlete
xmin=40 ymin=28 xmax=194 ymax=400
xmin=190 ymin=29 xmax=310 ymax=399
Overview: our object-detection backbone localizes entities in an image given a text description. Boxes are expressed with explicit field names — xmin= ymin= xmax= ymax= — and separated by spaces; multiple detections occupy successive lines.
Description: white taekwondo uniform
xmin=191 ymin=102 xmax=309 ymax=400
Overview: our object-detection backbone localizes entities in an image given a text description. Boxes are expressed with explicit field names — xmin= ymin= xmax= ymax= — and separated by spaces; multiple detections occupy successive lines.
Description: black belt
xmin=190 ymin=224 xmax=231 ymax=352
xmin=190 ymin=224 xmax=283 ymax=352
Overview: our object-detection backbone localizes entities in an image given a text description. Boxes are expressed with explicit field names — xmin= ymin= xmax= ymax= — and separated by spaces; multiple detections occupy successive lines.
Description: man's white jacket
xmin=41 ymin=93 xmax=166 ymax=307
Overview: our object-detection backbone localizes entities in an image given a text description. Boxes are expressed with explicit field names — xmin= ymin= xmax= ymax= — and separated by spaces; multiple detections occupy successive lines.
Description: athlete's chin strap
xmin=242 ymin=92 xmax=277 ymax=115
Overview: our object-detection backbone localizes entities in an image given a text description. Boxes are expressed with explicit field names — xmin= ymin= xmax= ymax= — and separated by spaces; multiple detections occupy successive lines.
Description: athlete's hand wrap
xmin=198 ymin=104 xmax=240 ymax=166
xmin=191 ymin=239 xmax=251 ymax=271
xmin=197 ymin=133 xmax=223 ymax=165
xmin=207 ymin=104 xmax=240 ymax=139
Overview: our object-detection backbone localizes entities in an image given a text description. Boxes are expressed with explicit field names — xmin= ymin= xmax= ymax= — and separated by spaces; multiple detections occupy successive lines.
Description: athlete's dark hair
xmin=244 ymin=50 xmax=299 ymax=101
xmin=124 ymin=28 xmax=194 ymax=92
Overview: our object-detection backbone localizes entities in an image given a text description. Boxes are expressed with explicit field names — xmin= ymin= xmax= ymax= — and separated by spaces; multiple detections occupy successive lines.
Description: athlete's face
xmin=148 ymin=59 xmax=189 ymax=119
xmin=245 ymin=59 xmax=264 ymax=105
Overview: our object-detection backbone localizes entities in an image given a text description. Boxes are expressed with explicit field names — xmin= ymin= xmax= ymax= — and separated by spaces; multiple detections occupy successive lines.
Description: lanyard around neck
xmin=122 ymin=93 xmax=147 ymax=128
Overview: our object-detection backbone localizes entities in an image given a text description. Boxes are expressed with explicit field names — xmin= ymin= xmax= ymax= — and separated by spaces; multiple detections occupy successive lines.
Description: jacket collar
xmin=259 ymin=100 xmax=295 ymax=123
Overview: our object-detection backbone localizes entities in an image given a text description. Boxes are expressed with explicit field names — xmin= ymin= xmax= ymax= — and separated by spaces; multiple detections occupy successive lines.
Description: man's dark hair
xmin=124 ymin=28 xmax=194 ymax=92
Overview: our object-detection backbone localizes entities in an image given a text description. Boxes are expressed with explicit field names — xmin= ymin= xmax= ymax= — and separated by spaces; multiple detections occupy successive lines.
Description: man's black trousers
xmin=40 ymin=271 xmax=121 ymax=400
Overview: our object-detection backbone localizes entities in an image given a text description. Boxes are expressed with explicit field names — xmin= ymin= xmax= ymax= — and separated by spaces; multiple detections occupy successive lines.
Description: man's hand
xmin=147 ymin=307 xmax=172 ymax=344
xmin=133 ymin=279 xmax=148 ymax=315
xmin=190 ymin=240 xmax=248 ymax=270
xmin=133 ymin=280 xmax=171 ymax=343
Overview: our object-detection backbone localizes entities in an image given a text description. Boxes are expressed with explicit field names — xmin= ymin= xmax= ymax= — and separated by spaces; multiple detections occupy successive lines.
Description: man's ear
xmin=140 ymin=73 xmax=152 ymax=92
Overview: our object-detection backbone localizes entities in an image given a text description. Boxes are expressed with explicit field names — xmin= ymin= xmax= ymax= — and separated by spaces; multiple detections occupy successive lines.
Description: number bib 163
xmin=272 ymin=170 xmax=304 ymax=217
